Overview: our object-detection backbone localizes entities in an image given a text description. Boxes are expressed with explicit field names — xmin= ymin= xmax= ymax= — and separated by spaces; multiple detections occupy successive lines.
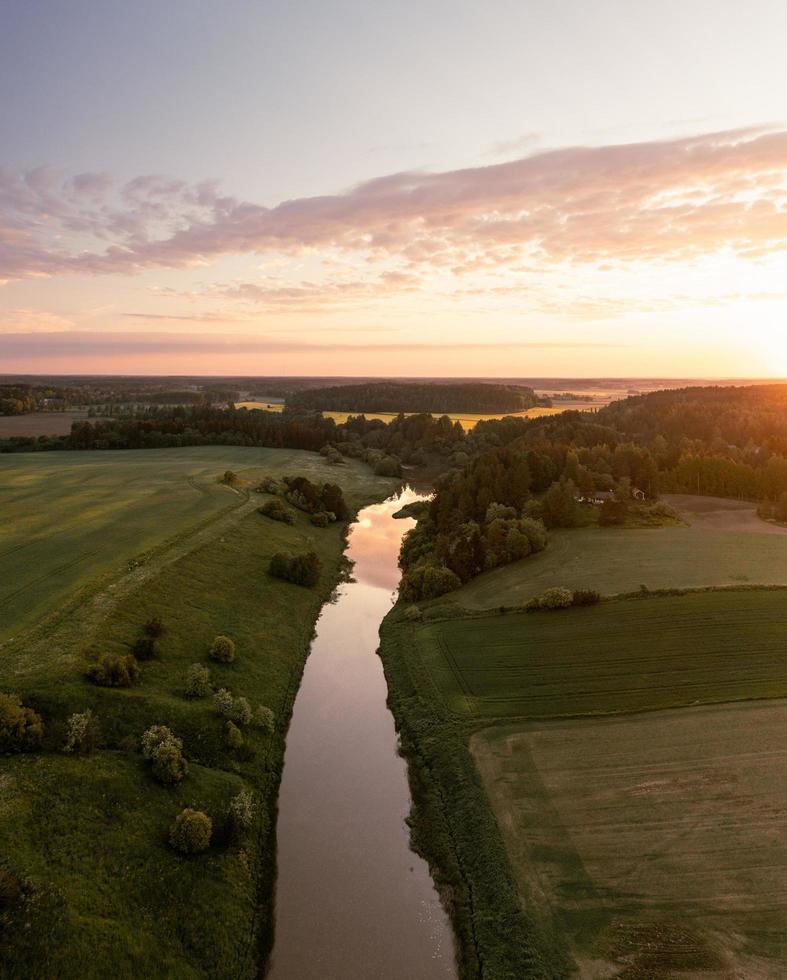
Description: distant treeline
xmin=0 ymin=405 xmax=470 ymax=477
xmin=287 ymin=381 xmax=547 ymax=414
xmin=0 ymin=381 xmax=238 ymax=414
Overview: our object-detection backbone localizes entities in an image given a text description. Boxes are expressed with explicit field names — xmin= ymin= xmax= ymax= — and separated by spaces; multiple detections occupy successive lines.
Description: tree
xmin=87 ymin=652 xmax=140 ymax=687
xmin=210 ymin=635 xmax=236 ymax=663
xmin=184 ymin=663 xmax=211 ymax=698
xmin=541 ymin=481 xmax=578 ymax=528
xmin=143 ymin=616 xmax=166 ymax=639
xmin=64 ymin=709 xmax=101 ymax=754
xmin=0 ymin=692 xmax=44 ymax=752
xmin=170 ymin=809 xmax=212 ymax=854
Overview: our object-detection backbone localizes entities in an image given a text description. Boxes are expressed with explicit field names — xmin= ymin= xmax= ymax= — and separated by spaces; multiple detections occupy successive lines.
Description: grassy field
xmin=472 ymin=700 xmax=787 ymax=978
xmin=0 ymin=410 xmax=95 ymax=437
xmin=0 ymin=449 xmax=394 ymax=978
xmin=0 ymin=446 xmax=379 ymax=642
xmin=379 ymin=584 xmax=787 ymax=978
xmin=450 ymin=524 xmax=787 ymax=610
xmin=234 ymin=400 xmax=561 ymax=429
xmin=417 ymin=591 xmax=787 ymax=719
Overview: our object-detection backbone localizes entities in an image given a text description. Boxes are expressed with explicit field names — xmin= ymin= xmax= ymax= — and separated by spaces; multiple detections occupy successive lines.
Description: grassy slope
xmin=450 ymin=525 xmax=787 ymax=610
xmin=0 ymin=446 xmax=349 ymax=641
xmin=379 ymin=588 xmax=787 ymax=979
xmin=0 ymin=452 xmax=394 ymax=979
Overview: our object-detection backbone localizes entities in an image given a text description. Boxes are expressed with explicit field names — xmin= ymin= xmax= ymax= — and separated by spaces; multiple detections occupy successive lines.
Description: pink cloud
xmin=1 ymin=126 xmax=786 ymax=284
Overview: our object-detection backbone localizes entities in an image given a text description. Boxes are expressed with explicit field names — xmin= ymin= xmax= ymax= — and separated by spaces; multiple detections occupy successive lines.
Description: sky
xmin=1 ymin=0 xmax=786 ymax=378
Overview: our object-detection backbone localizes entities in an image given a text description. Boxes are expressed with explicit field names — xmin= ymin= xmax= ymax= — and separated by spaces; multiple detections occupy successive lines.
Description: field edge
xmin=377 ymin=608 xmax=573 ymax=980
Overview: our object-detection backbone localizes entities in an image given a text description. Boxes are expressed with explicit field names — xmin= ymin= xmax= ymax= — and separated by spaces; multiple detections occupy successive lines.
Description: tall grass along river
xmin=267 ymin=488 xmax=456 ymax=979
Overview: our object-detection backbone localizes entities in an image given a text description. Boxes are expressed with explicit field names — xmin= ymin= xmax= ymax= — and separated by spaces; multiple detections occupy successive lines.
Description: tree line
xmin=287 ymin=381 xmax=547 ymax=414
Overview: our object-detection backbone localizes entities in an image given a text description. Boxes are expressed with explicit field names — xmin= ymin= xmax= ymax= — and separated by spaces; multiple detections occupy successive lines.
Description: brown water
xmin=267 ymin=488 xmax=456 ymax=979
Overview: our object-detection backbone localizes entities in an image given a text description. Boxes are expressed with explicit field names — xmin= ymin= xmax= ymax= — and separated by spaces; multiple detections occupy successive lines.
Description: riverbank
xmin=378 ymin=605 xmax=570 ymax=980
xmin=0 ymin=452 xmax=394 ymax=977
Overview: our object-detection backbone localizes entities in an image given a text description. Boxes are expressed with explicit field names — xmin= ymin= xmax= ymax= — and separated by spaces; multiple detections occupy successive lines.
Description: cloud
xmin=0 ymin=308 xmax=75 ymax=332
xmin=0 ymin=331 xmax=625 ymax=360
xmin=1 ymin=126 xmax=786 ymax=284
xmin=122 ymin=311 xmax=244 ymax=323
xmin=484 ymin=133 xmax=541 ymax=157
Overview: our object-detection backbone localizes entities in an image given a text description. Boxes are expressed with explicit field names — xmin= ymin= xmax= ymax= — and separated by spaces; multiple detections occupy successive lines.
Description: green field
xmin=0 ymin=447 xmax=383 ymax=642
xmin=472 ymin=700 xmax=787 ymax=978
xmin=380 ymin=584 xmax=787 ymax=978
xmin=0 ymin=448 xmax=394 ymax=978
xmin=450 ymin=524 xmax=787 ymax=610
xmin=418 ymin=591 xmax=787 ymax=719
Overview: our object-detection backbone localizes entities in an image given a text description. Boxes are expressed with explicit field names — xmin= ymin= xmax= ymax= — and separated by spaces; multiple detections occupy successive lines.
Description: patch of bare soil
xmin=663 ymin=495 xmax=787 ymax=535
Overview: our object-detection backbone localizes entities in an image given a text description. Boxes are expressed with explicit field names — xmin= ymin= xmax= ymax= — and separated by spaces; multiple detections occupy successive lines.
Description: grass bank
xmin=0 ymin=453 xmax=394 ymax=978
xmin=379 ymin=608 xmax=570 ymax=980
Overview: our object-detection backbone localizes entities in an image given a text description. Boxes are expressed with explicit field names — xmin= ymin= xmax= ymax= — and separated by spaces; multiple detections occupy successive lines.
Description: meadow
xmin=0 ymin=448 xmax=394 ymax=977
xmin=0 ymin=446 xmax=381 ymax=642
xmin=472 ymin=700 xmax=787 ymax=978
xmin=450 ymin=524 xmax=787 ymax=610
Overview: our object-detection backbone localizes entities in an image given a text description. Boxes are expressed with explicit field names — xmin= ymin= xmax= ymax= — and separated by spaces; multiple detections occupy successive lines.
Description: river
xmin=267 ymin=487 xmax=456 ymax=979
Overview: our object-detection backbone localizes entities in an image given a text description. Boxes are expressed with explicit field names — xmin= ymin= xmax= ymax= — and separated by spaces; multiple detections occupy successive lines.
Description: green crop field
xmin=472 ymin=700 xmax=787 ymax=978
xmin=0 ymin=448 xmax=394 ymax=978
xmin=381 ymin=586 xmax=787 ymax=978
xmin=450 ymin=525 xmax=787 ymax=611
xmin=0 ymin=447 xmax=385 ymax=642
xmin=417 ymin=591 xmax=787 ymax=719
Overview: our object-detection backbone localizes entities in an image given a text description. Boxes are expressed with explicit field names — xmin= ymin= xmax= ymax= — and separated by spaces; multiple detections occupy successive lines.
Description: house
xmin=577 ymin=490 xmax=616 ymax=505
xmin=631 ymin=487 xmax=646 ymax=500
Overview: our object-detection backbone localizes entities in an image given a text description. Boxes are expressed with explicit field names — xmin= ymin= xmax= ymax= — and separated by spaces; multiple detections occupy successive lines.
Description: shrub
xmin=253 ymin=705 xmax=275 ymax=733
xmin=0 ymin=692 xmax=43 ymax=752
xmin=209 ymin=635 xmax=236 ymax=663
xmin=231 ymin=696 xmax=253 ymax=727
xmin=143 ymin=616 xmax=166 ymax=639
xmin=269 ymin=551 xmax=322 ymax=588
xmin=374 ymin=455 xmax=402 ymax=477
xmin=151 ymin=741 xmax=188 ymax=785
xmin=214 ymin=688 xmax=234 ymax=717
xmin=403 ymin=604 xmax=422 ymax=621
xmin=86 ymin=652 xmax=140 ymax=687
xmin=572 ymin=589 xmax=601 ymax=606
xmin=184 ymin=663 xmax=211 ymax=699
xmin=169 ymin=809 xmax=212 ymax=854
xmin=399 ymin=562 xmax=461 ymax=601
xmin=222 ymin=470 xmax=239 ymax=486
xmin=131 ymin=635 xmax=160 ymax=661
xmin=228 ymin=788 xmax=256 ymax=833
xmin=0 ymin=867 xmax=22 ymax=907
xmin=141 ymin=725 xmax=182 ymax=760
xmin=485 ymin=502 xmax=517 ymax=522
xmin=310 ymin=511 xmax=331 ymax=527
xmin=529 ymin=586 xmax=574 ymax=610
xmin=64 ymin=709 xmax=101 ymax=754
xmin=259 ymin=498 xmax=295 ymax=525
xmin=225 ymin=721 xmax=244 ymax=750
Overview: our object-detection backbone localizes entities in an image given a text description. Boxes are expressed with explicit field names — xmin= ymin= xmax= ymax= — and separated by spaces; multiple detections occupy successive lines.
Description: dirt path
xmin=1 ymin=490 xmax=260 ymax=675
xmin=663 ymin=493 xmax=787 ymax=535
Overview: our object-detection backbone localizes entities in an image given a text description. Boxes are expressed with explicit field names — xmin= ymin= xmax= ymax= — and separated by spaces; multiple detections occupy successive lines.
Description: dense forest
xmin=286 ymin=381 xmax=547 ymax=414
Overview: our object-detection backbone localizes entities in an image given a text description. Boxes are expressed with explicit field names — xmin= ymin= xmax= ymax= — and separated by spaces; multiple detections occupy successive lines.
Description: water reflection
xmin=267 ymin=487 xmax=455 ymax=980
